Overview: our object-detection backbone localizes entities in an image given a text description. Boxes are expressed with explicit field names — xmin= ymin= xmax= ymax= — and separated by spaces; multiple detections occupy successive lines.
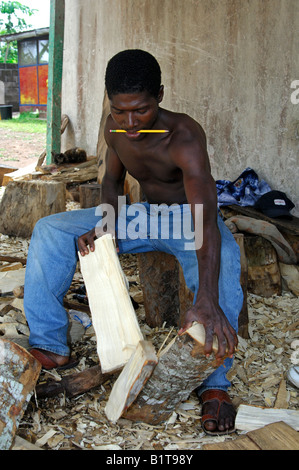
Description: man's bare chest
xmin=115 ymin=143 xmax=181 ymax=184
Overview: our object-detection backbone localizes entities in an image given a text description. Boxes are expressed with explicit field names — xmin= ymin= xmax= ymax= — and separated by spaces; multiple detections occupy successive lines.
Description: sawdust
xmin=0 ymin=201 xmax=298 ymax=450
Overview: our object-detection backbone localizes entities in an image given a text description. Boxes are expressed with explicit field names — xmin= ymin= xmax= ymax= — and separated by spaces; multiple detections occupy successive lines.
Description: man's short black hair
xmin=105 ymin=49 xmax=162 ymax=99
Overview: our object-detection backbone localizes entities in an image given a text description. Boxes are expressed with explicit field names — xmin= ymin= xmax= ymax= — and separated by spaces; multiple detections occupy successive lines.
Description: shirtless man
xmin=25 ymin=50 xmax=243 ymax=435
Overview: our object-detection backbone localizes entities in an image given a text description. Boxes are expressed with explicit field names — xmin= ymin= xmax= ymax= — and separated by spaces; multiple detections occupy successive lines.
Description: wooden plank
xmin=203 ymin=435 xmax=260 ymax=451
xmin=235 ymin=404 xmax=299 ymax=432
xmin=105 ymin=341 xmax=158 ymax=423
xmin=78 ymin=234 xmax=144 ymax=373
xmin=246 ymin=421 xmax=299 ymax=450
xmin=203 ymin=422 xmax=299 ymax=450
xmin=46 ymin=0 xmax=65 ymax=164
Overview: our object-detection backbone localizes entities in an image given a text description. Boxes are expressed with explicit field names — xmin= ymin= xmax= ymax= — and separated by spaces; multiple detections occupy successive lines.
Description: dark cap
xmin=255 ymin=190 xmax=295 ymax=218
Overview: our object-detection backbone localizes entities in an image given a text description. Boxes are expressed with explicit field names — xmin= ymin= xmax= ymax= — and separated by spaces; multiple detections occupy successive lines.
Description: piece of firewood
xmin=0 ymin=339 xmax=41 ymax=450
xmin=78 ymin=234 xmax=144 ymax=373
xmin=235 ymin=404 xmax=299 ymax=432
xmin=105 ymin=341 xmax=158 ymax=423
xmin=36 ymin=365 xmax=113 ymax=398
xmin=108 ymin=323 xmax=226 ymax=425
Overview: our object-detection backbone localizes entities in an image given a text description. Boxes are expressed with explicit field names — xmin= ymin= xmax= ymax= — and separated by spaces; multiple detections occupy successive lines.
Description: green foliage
xmin=0 ymin=1 xmax=37 ymax=63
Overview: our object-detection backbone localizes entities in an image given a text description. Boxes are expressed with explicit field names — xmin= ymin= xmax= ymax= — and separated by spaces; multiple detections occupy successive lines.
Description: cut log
xmin=0 ymin=180 xmax=66 ymax=238
xmin=0 ymin=339 xmax=41 ymax=450
xmin=78 ymin=234 xmax=144 ymax=373
xmin=235 ymin=404 xmax=299 ymax=432
xmin=244 ymin=235 xmax=282 ymax=297
xmin=105 ymin=341 xmax=158 ymax=423
xmin=36 ymin=365 xmax=112 ymax=398
xmin=112 ymin=323 xmax=226 ymax=425
xmin=137 ymin=252 xmax=181 ymax=327
xmin=79 ymin=182 xmax=101 ymax=208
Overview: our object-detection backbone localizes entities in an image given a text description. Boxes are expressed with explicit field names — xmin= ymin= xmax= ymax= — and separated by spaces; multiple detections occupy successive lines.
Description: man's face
xmin=109 ymin=88 xmax=163 ymax=141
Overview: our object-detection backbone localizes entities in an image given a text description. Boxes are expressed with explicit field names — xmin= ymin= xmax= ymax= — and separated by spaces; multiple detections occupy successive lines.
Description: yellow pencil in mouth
xmin=110 ymin=129 xmax=169 ymax=133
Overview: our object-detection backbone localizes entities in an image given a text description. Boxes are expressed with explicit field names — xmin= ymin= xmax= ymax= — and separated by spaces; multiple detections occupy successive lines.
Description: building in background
xmin=0 ymin=28 xmax=49 ymax=117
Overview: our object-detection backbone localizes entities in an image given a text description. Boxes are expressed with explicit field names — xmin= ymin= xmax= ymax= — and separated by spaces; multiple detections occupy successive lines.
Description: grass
xmin=0 ymin=111 xmax=47 ymax=134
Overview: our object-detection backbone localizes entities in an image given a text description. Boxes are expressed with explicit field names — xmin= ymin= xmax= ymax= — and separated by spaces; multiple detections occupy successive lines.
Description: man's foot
xmin=29 ymin=348 xmax=78 ymax=370
xmin=199 ymin=389 xmax=236 ymax=435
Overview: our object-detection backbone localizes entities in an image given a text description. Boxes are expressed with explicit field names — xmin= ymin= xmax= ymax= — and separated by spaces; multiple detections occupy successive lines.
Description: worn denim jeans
xmin=24 ymin=203 xmax=243 ymax=394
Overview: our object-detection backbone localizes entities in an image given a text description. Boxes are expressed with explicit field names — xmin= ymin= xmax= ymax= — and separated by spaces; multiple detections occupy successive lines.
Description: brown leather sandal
xmin=199 ymin=389 xmax=236 ymax=435
xmin=29 ymin=348 xmax=79 ymax=370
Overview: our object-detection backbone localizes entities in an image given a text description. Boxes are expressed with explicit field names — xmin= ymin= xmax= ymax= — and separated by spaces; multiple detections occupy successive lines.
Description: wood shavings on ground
xmin=0 ymin=205 xmax=298 ymax=450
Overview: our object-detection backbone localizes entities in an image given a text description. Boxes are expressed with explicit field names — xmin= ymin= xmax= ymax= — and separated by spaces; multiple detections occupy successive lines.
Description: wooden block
xmin=78 ymin=234 xmax=144 ymax=373
xmin=0 ymin=339 xmax=41 ymax=450
xmin=122 ymin=323 xmax=227 ymax=425
xmin=79 ymin=183 xmax=101 ymax=208
xmin=0 ymin=180 xmax=66 ymax=238
xmin=137 ymin=252 xmax=181 ymax=327
xmin=244 ymin=235 xmax=282 ymax=297
xmin=105 ymin=340 xmax=158 ymax=423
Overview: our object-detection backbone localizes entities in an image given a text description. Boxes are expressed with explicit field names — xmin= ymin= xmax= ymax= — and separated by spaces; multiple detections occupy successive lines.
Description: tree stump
xmin=0 ymin=180 xmax=66 ymax=238
xmin=244 ymin=235 xmax=282 ymax=297
xmin=79 ymin=183 xmax=101 ymax=208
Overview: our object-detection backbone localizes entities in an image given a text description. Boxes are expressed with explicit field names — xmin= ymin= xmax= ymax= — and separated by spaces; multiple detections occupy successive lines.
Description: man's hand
xmin=178 ymin=294 xmax=238 ymax=361
xmin=78 ymin=227 xmax=119 ymax=256
xmin=78 ymin=228 xmax=97 ymax=256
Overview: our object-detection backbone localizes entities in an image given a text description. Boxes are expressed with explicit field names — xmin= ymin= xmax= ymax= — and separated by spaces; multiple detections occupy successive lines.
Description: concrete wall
xmin=61 ymin=0 xmax=299 ymax=215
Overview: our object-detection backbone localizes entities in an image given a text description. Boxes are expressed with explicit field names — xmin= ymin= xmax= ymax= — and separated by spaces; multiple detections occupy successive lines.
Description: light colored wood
xmin=105 ymin=341 xmax=158 ymax=423
xmin=78 ymin=234 xmax=144 ymax=373
xmin=235 ymin=404 xmax=299 ymax=432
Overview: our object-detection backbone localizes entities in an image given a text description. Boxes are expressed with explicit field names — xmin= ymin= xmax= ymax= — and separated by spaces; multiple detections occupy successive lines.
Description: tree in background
xmin=0 ymin=1 xmax=36 ymax=63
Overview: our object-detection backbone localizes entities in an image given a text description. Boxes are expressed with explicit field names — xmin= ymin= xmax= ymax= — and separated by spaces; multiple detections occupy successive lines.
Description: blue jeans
xmin=24 ymin=203 xmax=243 ymax=394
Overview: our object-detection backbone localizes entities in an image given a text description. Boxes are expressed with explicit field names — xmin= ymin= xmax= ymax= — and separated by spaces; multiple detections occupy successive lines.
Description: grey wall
xmin=61 ymin=0 xmax=299 ymax=215
xmin=0 ymin=64 xmax=19 ymax=111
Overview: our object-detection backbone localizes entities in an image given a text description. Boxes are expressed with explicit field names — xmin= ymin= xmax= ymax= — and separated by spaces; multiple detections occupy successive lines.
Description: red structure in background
xmin=18 ymin=33 xmax=49 ymax=117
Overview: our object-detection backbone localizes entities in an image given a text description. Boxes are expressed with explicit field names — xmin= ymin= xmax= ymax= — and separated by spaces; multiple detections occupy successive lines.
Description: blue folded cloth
xmin=216 ymin=167 xmax=271 ymax=207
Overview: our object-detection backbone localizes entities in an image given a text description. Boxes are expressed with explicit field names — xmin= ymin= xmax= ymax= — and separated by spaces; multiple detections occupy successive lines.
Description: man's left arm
xmin=171 ymin=129 xmax=238 ymax=359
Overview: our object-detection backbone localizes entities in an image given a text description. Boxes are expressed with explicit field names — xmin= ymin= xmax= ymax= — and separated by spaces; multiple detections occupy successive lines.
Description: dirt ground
xmin=0 ymin=126 xmax=46 ymax=170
